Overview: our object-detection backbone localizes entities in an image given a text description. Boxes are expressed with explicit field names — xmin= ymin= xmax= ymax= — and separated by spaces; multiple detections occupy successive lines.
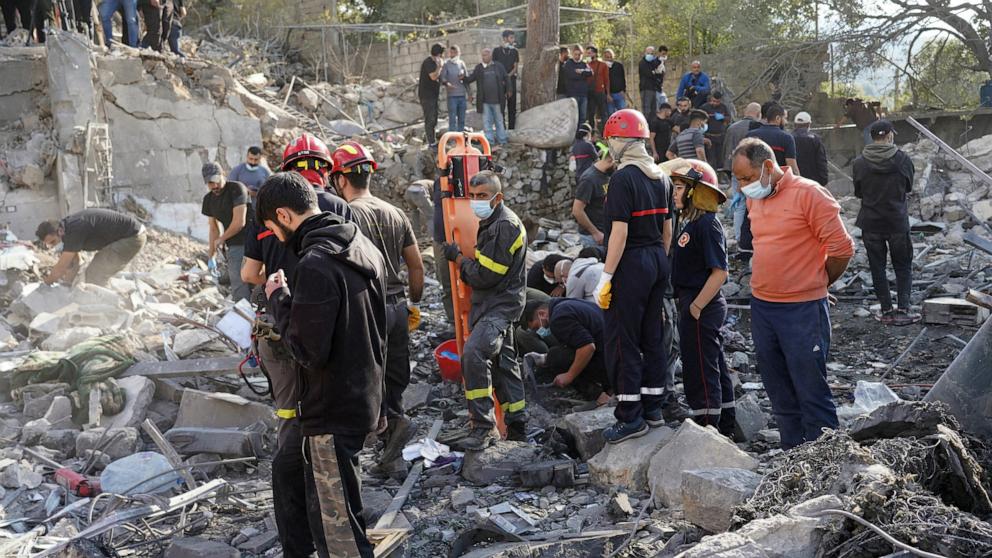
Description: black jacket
xmin=793 ymin=128 xmax=829 ymax=187
xmin=460 ymin=203 xmax=527 ymax=327
xmin=608 ymin=61 xmax=626 ymax=94
xmin=268 ymin=212 xmax=387 ymax=437
xmin=853 ymin=147 xmax=914 ymax=233
xmin=465 ymin=62 xmax=508 ymax=115
xmin=638 ymin=57 xmax=663 ymax=92
xmin=562 ymin=59 xmax=592 ymax=98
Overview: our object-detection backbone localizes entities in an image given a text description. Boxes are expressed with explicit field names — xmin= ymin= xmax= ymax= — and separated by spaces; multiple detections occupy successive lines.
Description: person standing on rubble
xmin=792 ymin=112 xmax=829 ymax=186
xmin=573 ymin=152 xmax=612 ymax=246
xmin=36 ymin=208 xmax=146 ymax=287
xmin=440 ymin=45 xmax=469 ymax=133
xmin=731 ymin=138 xmax=854 ymax=450
xmin=201 ymin=162 xmax=251 ymax=302
xmin=229 ymin=146 xmax=272 ymax=194
xmin=669 ymin=159 xmax=736 ymax=437
xmin=259 ymin=171 xmax=386 ymax=558
xmin=464 ymin=47 xmax=510 ymax=147
xmin=240 ymin=135 xmax=352 ymax=558
xmin=493 ymin=30 xmax=520 ymax=130
xmin=853 ymin=120 xmax=920 ymax=326
xmin=594 ymin=109 xmax=674 ymax=444
xmin=418 ymin=43 xmax=444 ymax=146
xmin=441 ymin=171 xmax=529 ymax=450
xmin=330 ymin=141 xmax=425 ymax=478
xmin=585 ymin=45 xmax=611 ymax=133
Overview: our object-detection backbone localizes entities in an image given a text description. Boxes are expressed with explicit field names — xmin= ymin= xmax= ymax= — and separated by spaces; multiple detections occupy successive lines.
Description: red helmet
xmin=603 ymin=109 xmax=650 ymax=139
xmin=331 ymin=141 xmax=378 ymax=174
xmin=282 ymin=133 xmax=332 ymax=169
xmin=671 ymin=158 xmax=727 ymax=205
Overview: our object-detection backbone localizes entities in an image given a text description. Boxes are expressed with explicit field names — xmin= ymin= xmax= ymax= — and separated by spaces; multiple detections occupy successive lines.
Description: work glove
xmin=207 ymin=257 xmax=217 ymax=272
xmin=408 ymin=304 xmax=421 ymax=331
xmin=442 ymin=242 xmax=462 ymax=262
xmin=594 ymin=272 xmax=613 ymax=310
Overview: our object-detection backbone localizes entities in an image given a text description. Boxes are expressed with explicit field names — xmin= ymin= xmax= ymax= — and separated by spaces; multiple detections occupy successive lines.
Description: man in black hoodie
xmin=853 ymin=120 xmax=919 ymax=326
xmin=259 ymin=172 xmax=387 ymax=558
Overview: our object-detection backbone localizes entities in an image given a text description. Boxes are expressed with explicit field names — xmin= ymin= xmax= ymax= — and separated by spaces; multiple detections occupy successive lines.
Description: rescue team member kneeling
xmin=442 ymin=171 xmax=528 ymax=450
xmin=37 ymin=208 xmax=147 ymax=286
xmin=240 ymin=134 xmax=353 ymax=558
xmin=258 ymin=172 xmax=387 ymax=558
xmin=669 ymin=159 xmax=736 ymax=438
xmin=594 ymin=108 xmax=674 ymax=444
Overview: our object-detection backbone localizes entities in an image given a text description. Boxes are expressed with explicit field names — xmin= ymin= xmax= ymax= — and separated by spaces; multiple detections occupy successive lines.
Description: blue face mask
xmin=246 ymin=164 xmax=259 ymax=171
xmin=645 ymin=54 xmax=656 ymax=62
xmin=470 ymin=197 xmax=496 ymax=219
xmin=536 ymin=327 xmax=551 ymax=338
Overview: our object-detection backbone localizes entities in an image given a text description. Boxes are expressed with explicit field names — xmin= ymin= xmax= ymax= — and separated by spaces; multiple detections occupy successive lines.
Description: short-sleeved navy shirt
xmin=604 ymin=165 xmax=672 ymax=249
xmin=671 ymin=212 xmax=727 ymax=292
xmin=243 ymin=190 xmax=352 ymax=284
xmin=572 ymin=139 xmax=598 ymax=185
xmin=745 ymin=124 xmax=796 ymax=166
xmin=548 ymin=297 xmax=605 ymax=373
xmin=575 ymin=166 xmax=609 ymax=233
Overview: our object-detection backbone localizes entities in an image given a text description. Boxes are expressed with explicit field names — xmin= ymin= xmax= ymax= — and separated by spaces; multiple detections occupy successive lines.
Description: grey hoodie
xmin=440 ymin=59 xmax=468 ymax=98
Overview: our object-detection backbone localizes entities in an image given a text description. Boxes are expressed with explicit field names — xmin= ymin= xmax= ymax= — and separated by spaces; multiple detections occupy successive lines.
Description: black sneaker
xmin=461 ymin=426 xmax=499 ymax=451
xmin=661 ymin=397 xmax=691 ymax=423
xmin=603 ymin=419 xmax=649 ymax=444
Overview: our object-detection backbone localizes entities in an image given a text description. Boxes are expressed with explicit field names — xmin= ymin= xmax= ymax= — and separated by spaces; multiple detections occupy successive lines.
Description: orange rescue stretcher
xmin=435 ymin=131 xmax=507 ymax=436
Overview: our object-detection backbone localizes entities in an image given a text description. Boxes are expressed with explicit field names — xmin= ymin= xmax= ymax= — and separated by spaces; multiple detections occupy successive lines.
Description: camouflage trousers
xmin=304 ymin=432 xmax=373 ymax=558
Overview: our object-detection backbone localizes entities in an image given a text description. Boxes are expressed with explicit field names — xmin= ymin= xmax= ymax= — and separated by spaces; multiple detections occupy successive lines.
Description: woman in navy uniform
xmin=669 ymin=159 xmax=736 ymax=438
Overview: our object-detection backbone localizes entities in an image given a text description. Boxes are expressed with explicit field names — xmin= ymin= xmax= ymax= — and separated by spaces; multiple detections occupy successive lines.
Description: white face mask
xmin=605 ymin=60 xmax=613 ymax=68
xmin=741 ymin=164 xmax=774 ymax=199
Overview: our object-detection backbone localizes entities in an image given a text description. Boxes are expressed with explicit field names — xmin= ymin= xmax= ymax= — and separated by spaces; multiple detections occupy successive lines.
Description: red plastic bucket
xmin=434 ymin=339 xmax=462 ymax=382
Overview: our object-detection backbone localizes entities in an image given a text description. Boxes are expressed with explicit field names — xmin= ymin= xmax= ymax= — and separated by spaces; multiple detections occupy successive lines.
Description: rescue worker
xmin=36 ymin=208 xmax=146 ymax=286
xmin=330 ymin=141 xmax=425 ymax=478
xmin=669 ymin=159 xmax=736 ymax=437
xmin=201 ymin=161 xmax=250 ymax=301
xmin=594 ymin=108 xmax=674 ymax=444
xmin=441 ymin=171 xmax=528 ymax=450
xmin=239 ymin=134 xmax=352 ymax=558
xmin=259 ymin=172 xmax=387 ymax=558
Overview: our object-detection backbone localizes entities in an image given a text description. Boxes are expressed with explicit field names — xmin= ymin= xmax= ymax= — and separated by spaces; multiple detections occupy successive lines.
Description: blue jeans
xmin=168 ymin=20 xmax=182 ymax=55
xmin=572 ymin=96 xmax=588 ymax=130
xmin=750 ymin=297 xmax=838 ymax=449
xmin=482 ymin=103 xmax=508 ymax=144
xmin=99 ymin=0 xmax=138 ymax=47
xmin=448 ymin=96 xmax=466 ymax=132
xmin=607 ymin=92 xmax=626 ymax=115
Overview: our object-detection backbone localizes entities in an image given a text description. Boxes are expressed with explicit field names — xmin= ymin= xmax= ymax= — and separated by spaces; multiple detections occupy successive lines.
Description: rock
xmin=11 ymin=282 xmax=74 ymax=319
xmin=361 ymin=487 xmax=393 ymax=524
xmin=0 ymin=418 xmax=21 ymax=442
xmin=682 ymin=468 xmax=762 ymax=533
xmin=381 ymin=99 xmax=423 ymax=124
xmin=21 ymin=418 xmax=50 ymax=445
xmin=450 ymin=487 xmax=475 ymax=510
xmin=973 ymin=199 xmax=992 ymax=222
xmin=647 ymin=420 xmax=759 ymax=508
xmin=402 ymin=382 xmax=432 ymax=412
xmin=461 ymin=441 xmax=541 ymax=485
xmin=674 ymin=533 xmax=770 ymax=558
xmin=164 ymin=537 xmax=241 ymax=558
xmin=41 ymin=326 xmax=102 ymax=351
xmin=143 ymin=264 xmax=184 ymax=290
xmin=296 ymin=89 xmax=319 ymax=112
xmin=849 ymin=401 xmax=953 ymax=441
xmin=1 ymin=463 xmax=43 ymax=489
xmin=24 ymin=387 xmax=66 ymax=420
xmin=756 ymin=429 xmax=780 ymax=445
xmin=43 ymin=395 xmax=74 ymax=428
xmin=733 ymin=394 xmax=768 ymax=442
xmin=187 ymin=453 xmax=223 ymax=475
xmin=788 ymin=495 xmax=844 ymax=527
xmin=30 ymin=311 xmax=65 ymax=335
xmin=508 ymin=98 xmax=580 ymax=149
xmin=172 ymin=330 xmax=220 ymax=357
xmin=174 ymin=388 xmax=276 ymax=430
xmin=101 ymin=376 xmax=155 ymax=429
xmin=40 ymin=429 xmax=79 ymax=456
xmin=735 ymin=515 xmax=821 ymax=558
xmin=76 ymin=427 xmax=141 ymax=460
xmin=79 ymin=449 xmax=111 ymax=471
xmin=236 ymin=531 xmax=278 ymax=554
xmin=560 ymin=406 xmax=616 ymax=460
xmin=588 ymin=426 xmax=675 ymax=491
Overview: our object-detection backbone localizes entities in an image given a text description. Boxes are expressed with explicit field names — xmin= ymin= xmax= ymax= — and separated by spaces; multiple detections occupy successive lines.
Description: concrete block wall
xmin=0 ymin=47 xmax=48 ymax=127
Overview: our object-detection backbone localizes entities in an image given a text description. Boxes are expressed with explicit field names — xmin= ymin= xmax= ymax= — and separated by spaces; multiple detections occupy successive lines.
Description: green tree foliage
xmin=910 ymin=38 xmax=985 ymax=109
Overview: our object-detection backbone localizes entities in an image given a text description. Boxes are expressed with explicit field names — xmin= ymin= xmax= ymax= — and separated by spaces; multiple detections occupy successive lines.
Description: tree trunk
xmin=521 ymin=0 xmax=560 ymax=111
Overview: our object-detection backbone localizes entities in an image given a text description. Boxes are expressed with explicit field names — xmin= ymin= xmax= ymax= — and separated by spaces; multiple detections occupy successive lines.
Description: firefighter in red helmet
xmin=594 ymin=109 xmax=677 ymax=444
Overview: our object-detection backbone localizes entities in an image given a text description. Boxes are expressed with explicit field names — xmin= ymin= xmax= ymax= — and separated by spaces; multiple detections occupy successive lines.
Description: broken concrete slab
xmin=100 ymin=376 xmax=155 ymax=429
xmin=76 ymin=427 xmax=140 ymax=460
xmin=172 ymin=329 xmax=222 ymax=357
xmin=43 ymin=395 xmax=74 ymax=429
xmin=1 ymin=462 xmax=43 ymax=489
xmin=40 ymin=429 xmax=79 ymax=456
xmin=733 ymin=394 xmax=768 ymax=442
xmin=849 ymin=401 xmax=955 ymax=441
xmin=402 ymin=382 xmax=432 ymax=412
xmin=560 ymin=405 xmax=616 ymax=461
xmin=40 ymin=326 xmax=103 ymax=351
xmin=21 ymin=418 xmax=50 ymax=445
xmin=163 ymin=427 xmax=264 ymax=457
xmin=682 ymin=468 xmax=762 ymax=533
xmin=787 ymin=495 xmax=845 ymax=528
xmin=458 ymin=530 xmax=628 ymax=558
xmin=925 ymin=315 xmax=992 ymax=438
xmin=735 ymin=514 xmax=821 ymax=558
xmin=648 ymin=420 xmax=759 ymax=508
xmin=507 ymin=98 xmax=579 ymax=149
xmin=174 ymin=388 xmax=275 ymax=430
xmin=588 ymin=425 xmax=674 ymax=492
xmin=674 ymin=533 xmax=770 ymax=558
xmin=450 ymin=486 xmax=475 ymax=510
xmin=461 ymin=441 xmax=542 ymax=485
xmin=164 ymin=537 xmax=241 ymax=558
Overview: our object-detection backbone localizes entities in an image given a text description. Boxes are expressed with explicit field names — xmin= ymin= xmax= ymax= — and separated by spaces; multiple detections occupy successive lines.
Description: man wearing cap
xmin=853 ymin=120 xmax=920 ymax=326
xmin=201 ymin=162 xmax=250 ymax=301
xmin=792 ymin=112 xmax=829 ymax=186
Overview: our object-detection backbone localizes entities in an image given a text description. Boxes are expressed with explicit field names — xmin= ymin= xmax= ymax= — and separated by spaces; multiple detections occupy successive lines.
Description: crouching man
xmin=37 ymin=208 xmax=146 ymax=286
xmin=258 ymin=172 xmax=387 ymax=558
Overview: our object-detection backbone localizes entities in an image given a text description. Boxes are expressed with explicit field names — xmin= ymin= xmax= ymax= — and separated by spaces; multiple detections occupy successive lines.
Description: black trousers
xmin=272 ymin=420 xmax=316 ymax=558
xmin=421 ymin=95 xmax=438 ymax=145
xmin=1 ymin=0 xmax=21 ymax=33
xmin=863 ymin=230 xmax=913 ymax=311
xmin=506 ymin=76 xmax=517 ymax=129
xmin=678 ymin=291 xmax=734 ymax=436
xmin=304 ymin=432 xmax=373 ymax=558
xmin=384 ymin=298 xmax=411 ymax=419
xmin=587 ymin=91 xmax=608 ymax=133
xmin=137 ymin=0 xmax=169 ymax=51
